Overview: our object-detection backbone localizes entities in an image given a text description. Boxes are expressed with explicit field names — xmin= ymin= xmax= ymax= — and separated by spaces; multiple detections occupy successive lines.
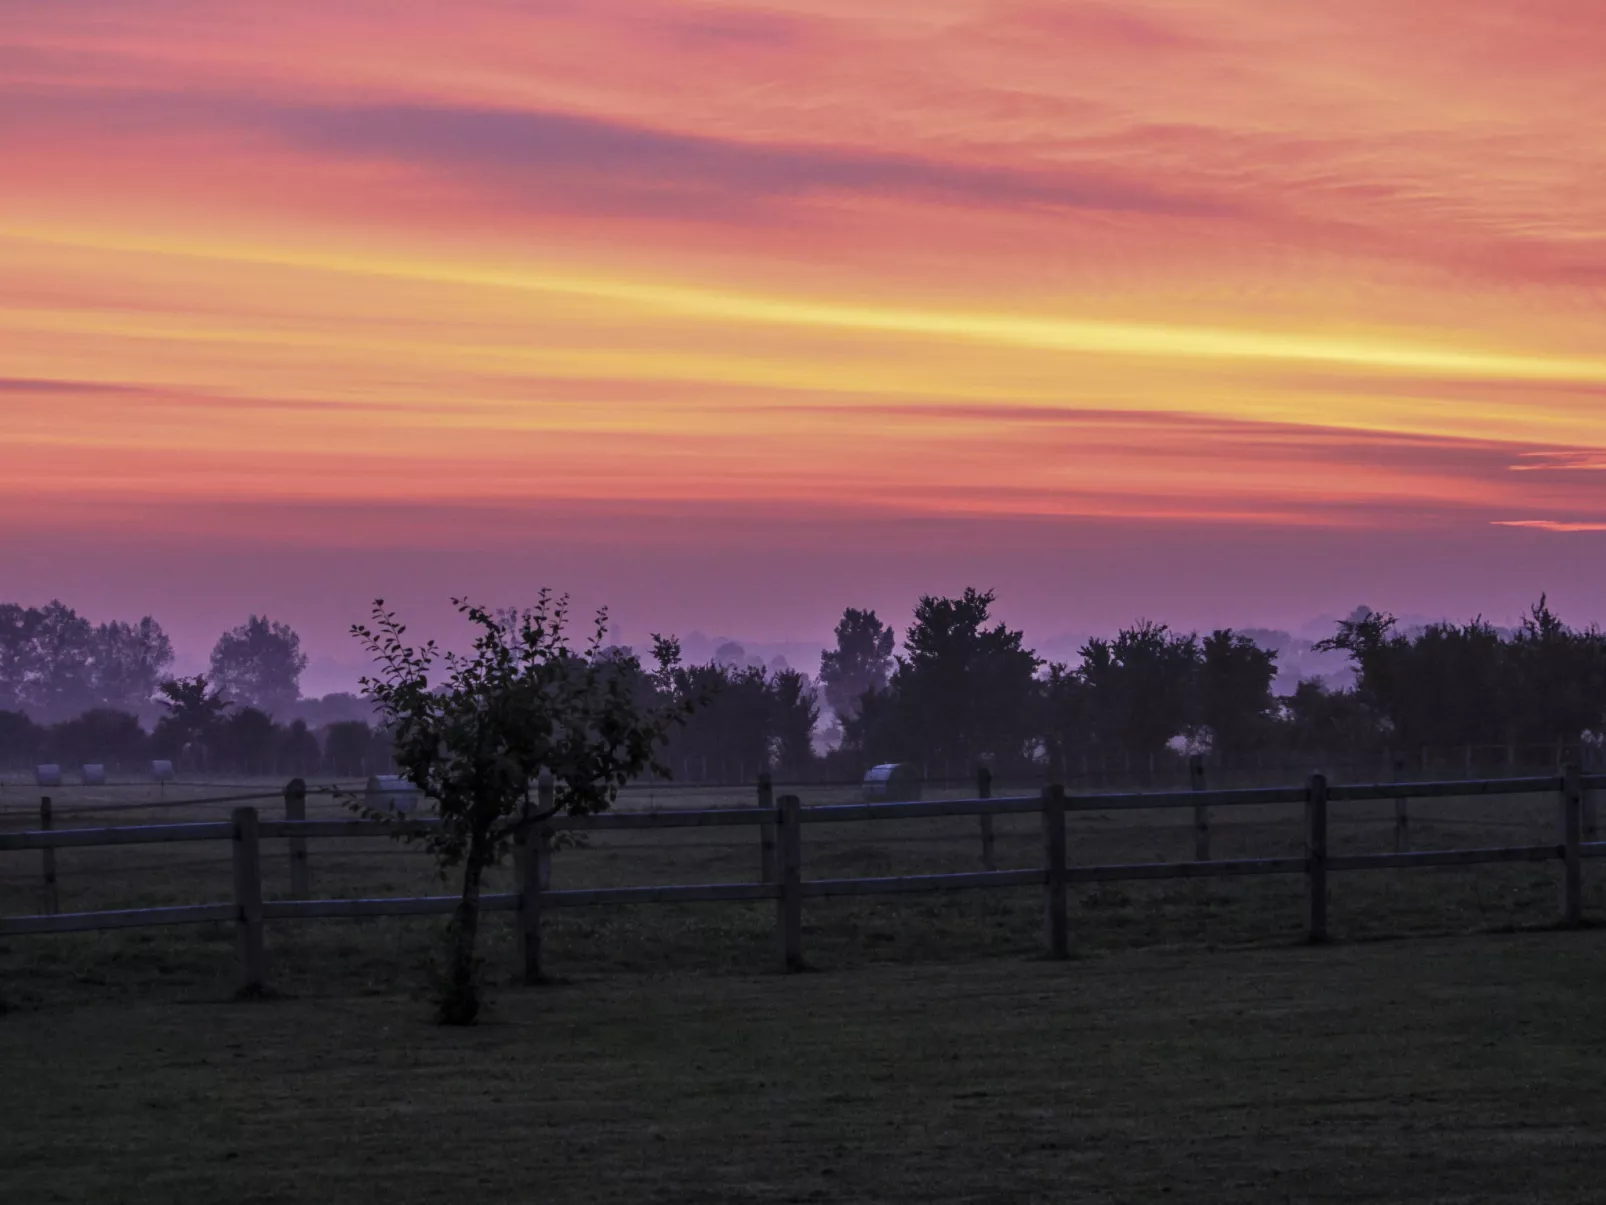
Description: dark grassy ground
xmin=4 ymin=933 xmax=1606 ymax=1203
xmin=3 ymin=779 xmax=1605 ymax=1201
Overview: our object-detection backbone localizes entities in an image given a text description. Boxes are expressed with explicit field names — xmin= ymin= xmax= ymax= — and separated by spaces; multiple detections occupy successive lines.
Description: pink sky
xmin=3 ymin=1 xmax=1604 ymax=673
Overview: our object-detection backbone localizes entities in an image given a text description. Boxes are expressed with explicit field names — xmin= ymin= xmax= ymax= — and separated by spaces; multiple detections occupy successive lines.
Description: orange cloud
xmin=2 ymin=0 xmax=1605 ymax=644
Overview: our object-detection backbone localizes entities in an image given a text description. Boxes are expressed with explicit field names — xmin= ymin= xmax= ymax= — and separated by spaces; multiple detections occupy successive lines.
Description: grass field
xmin=3 ymin=776 xmax=1605 ymax=1200
xmin=4 ymin=933 xmax=1606 ymax=1203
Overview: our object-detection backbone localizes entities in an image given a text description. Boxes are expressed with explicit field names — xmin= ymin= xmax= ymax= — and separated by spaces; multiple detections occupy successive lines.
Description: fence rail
xmin=0 ymin=770 xmax=1601 ymax=992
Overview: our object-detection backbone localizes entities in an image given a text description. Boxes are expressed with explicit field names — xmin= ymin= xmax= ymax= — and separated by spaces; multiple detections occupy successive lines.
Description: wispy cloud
xmin=4 ymin=85 xmax=1237 ymax=224
xmin=1510 ymin=451 xmax=1606 ymax=472
xmin=1491 ymin=520 xmax=1606 ymax=532
xmin=0 ymin=377 xmax=135 ymax=394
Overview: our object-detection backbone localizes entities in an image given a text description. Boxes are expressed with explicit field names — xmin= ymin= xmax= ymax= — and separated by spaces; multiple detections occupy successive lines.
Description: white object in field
xmin=35 ymin=764 xmax=62 ymax=787
xmin=81 ymin=764 xmax=107 ymax=786
xmin=151 ymin=760 xmax=175 ymax=783
xmin=862 ymin=762 xmax=922 ymax=803
xmin=366 ymin=774 xmax=421 ymax=815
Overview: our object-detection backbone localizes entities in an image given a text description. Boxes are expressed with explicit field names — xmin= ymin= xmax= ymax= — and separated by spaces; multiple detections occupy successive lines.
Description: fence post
xmin=1561 ymin=765 xmax=1583 ymax=928
xmin=1392 ymin=757 xmax=1409 ymax=854
xmin=1584 ymin=767 xmax=1599 ymax=844
xmin=517 ymin=770 xmax=555 ymax=984
xmin=284 ymin=778 xmax=309 ymax=899
xmin=1189 ymin=755 xmax=1209 ymax=862
xmin=231 ymin=806 xmax=266 ymax=995
xmin=977 ymin=765 xmax=995 ymax=871
xmin=40 ymin=795 xmax=58 ymax=915
xmin=1041 ymin=783 xmax=1068 ymax=959
xmin=1305 ymin=773 xmax=1329 ymax=944
xmin=777 ymin=793 xmax=803 ymax=971
xmin=758 ymin=771 xmax=776 ymax=884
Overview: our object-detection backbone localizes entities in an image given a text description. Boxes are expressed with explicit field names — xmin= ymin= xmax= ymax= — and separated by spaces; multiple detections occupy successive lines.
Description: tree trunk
xmin=440 ymin=848 xmax=487 ymax=1025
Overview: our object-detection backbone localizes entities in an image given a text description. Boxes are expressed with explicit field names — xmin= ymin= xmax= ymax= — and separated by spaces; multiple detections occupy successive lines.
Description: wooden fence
xmin=0 ymin=770 xmax=1602 ymax=995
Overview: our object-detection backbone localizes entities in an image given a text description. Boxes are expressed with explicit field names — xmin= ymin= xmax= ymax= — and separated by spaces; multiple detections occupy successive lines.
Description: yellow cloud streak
xmin=10 ymin=224 xmax=1606 ymax=389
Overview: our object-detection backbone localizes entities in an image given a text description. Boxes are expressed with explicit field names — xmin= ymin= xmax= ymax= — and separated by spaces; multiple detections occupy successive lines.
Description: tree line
xmin=664 ymin=590 xmax=1606 ymax=782
xmin=0 ymin=601 xmax=382 ymax=775
xmin=1 ymin=602 xmax=312 ymax=723
xmin=0 ymin=698 xmax=394 ymax=778
xmin=6 ymin=590 xmax=1606 ymax=782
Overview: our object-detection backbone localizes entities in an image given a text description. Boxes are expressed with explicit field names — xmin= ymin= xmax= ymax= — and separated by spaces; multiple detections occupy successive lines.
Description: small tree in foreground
xmin=354 ymin=594 xmax=689 ymax=1025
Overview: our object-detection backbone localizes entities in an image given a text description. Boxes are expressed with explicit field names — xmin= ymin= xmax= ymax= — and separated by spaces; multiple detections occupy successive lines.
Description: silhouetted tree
xmin=91 ymin=617 xmax=174 ymax=715
xmin=1195 ymin=629 xmax=1279 ymax=763
xmin=662 ymin=662 xmax=774 ymax=779
xmin=770 ymin=668 xmax=820 ymax=777
xmin=324 ymin=720 xmax=373 ymax=777
xmin=841 ymin=682 xmax=895 ymax=761
xmin=1040 ymin=661 xmax=1093 ymax=778
xmin=1079 ymin=621 xmax=1199 ymax=768
xmin=50 ymin=709 xmax=149 ymax=770
xmin=353 ymin=594 xmax=692 ymax=1024
xmin=0 ymin=710 xmax=41 ymax=769
xmin=279 ymin=718 xmax=321 ymax=776
xmin=1278 ymin=679 xmax=1378 ymax=754
xmin=1313 ymin=597 xmax=1606 ymax=760
xmin=153 ymin=675 xmax=231 ymax=767
xmin=215 ymin=708 xmax=280 ymax=775
xmin=12 ymin=602 xmax=95 ymax=722
xmin=0 ymin=607 xmax=34 ymax=714
xmin=210 ymin=615 xmax=308 ymax=716
xmin=819 ymin=608 xmax=895 ymax=722
xmin=366 ymin=723 xmax=397 ymax=775
xmin=0 ymin=603 xmax=172 ymax=721
xmin=861 ymin=589 xmax=1041 ymax=773
xmin=1509 ymin=595 xmax=1606 ymax=745
xmin=1320 ymin=610 xmax=1509 ymax=748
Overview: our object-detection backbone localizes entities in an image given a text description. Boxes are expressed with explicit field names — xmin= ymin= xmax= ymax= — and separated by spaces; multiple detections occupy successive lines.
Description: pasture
xmin=4 ymin=774 xmax=1605 ymax=1202
xmin=3 ymin=934 xmax=1606 ymax=1203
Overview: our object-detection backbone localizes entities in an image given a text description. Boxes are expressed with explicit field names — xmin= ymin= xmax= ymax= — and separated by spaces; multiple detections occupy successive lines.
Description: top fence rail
xmin=0 ymin=785 xmax=362 ymax=821
xmin=1 ymin=772 xmax=1600 ymax=852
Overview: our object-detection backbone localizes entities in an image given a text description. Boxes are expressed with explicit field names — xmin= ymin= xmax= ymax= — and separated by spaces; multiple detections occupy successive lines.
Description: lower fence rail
xmin=265 ymin=894 xmax=517 ymax=920
xmin=0 ymin=903 xmax=236 ymax=936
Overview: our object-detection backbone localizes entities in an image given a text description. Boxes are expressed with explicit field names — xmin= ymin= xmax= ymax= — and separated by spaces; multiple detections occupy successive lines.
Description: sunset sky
xmin=4 ymin=1 xmax=1605 ymax=678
